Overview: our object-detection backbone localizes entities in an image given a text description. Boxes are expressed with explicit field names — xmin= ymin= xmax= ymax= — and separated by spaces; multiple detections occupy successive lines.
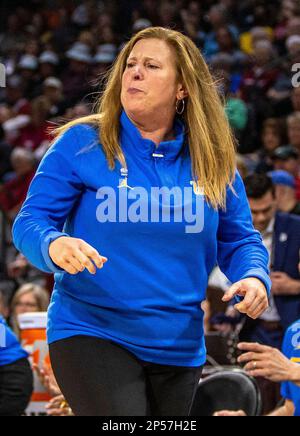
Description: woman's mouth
xmin=127 ymin=88 xmax=144 ymax=94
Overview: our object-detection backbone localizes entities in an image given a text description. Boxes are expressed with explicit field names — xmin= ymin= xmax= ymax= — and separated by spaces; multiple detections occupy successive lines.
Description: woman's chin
xmin=125 ymin=104 xmax=149 ymax=117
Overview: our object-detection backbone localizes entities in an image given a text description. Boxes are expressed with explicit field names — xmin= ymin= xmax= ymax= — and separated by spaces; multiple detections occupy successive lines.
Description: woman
xmin=255 ymin=118 xmax=287 ymax=174
xmin=12 ymin=27 xmax=270 ymax=416
xmin=10 ymin=283 xmax=50 ymax=338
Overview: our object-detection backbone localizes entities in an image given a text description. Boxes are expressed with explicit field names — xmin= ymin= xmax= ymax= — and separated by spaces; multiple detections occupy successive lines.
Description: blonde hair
xmin=52 ymin=27 xmax=236 ymax=209
xmin=11 ymin=283 xmax=50 ymax=337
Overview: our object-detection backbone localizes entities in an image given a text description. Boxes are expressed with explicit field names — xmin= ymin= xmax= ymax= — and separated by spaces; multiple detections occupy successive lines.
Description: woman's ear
xmin=176 ymin=84 xmax=188 ymax=100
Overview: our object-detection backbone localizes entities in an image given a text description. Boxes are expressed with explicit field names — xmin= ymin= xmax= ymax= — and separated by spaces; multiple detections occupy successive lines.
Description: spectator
xmin=269 ymin=170 xmax=300 ymax=215
xmin=272 ymin=145 xmax=300 ymax=200
xmin=2 ymin=77 xmax=31 ymax=147
xmin=6 ymin=253 xmax=46 ymax=289
xmin=271 ymin=83 xmax=300 ymax=118
xmin=61 ymin=42 xmax=93 ymax=105
xmin=0 ymin=14 xmax=25 ymax=57
xmin=240 ymin=26 xmax=273 ymax=56
xmin=274 ymin=0 xmax=300 ymax=45
xmin=17 ymin=96 xmax=52 ymax=152
xmin=223 ymin=72 xmax=248 ymax=136
xmin=286 ymin=15 xmax=300 ymax=38
xmin=213 ymin=26 xmax=248 ymax=71
xmin=239 ymin=174 xmax=300 ymax=349
xmin=256 ymin=118 xmax=287 ymax=174
xmin=180 ymin=1 xmax=203 ymax=46
xmin=158 ymin=1 xmax=182 ymax=29
xmin=204 ymin=3 xmax=238 ymax=60
xmin=3 ymin=74 xmax=31 ymax=118
xmin=287 ymin=112 xmax=300 ymax=153
xmin=90 ymin=45 xmax=116 ymax=91
xmin=0 ymin=148 xmax=36 ymax=221
xmin=31 ymin=51 xmax=60 ymax=98
xmin=39 ymin=51 xmax=59 ymax=81
xmin=17 ymin=54 xmax=40 ymax=100
xmin=41 ymin=77 xmax=65 ymax=119
xmin=241 ymin=40 xmax=279 ymax=103
xmin=10 ymin=283 xmax=49 ymax=338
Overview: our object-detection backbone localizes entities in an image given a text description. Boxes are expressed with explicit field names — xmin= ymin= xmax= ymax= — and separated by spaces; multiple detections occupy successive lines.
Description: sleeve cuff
xmin=240 ymin=268 xmax=272 ymax=296
xmin=41 ymin=231 xmax=70 ymax=274
xmin=232 ymin=269 xmax=271 ymax=304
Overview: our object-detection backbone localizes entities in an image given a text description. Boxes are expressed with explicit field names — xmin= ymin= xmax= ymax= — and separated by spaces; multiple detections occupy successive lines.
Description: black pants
xmin=49 ymin=335 xmax=203 ymax=416
xmin=0 ymin=358 xmax=33 ymax=416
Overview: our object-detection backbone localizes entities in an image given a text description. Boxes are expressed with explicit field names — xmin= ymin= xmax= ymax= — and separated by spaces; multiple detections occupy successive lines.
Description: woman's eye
xmin=126 ymin=63 xmax=159 ymax=69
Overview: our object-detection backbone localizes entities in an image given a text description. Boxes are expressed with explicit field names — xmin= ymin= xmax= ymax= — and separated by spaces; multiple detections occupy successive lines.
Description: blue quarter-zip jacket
xmin=12 ymin=110 xmax=271 ymax=367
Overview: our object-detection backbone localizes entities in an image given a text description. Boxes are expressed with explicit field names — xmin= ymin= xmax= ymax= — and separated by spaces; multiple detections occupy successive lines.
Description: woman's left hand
xmin=222 ymin=278 xmax=269 ymax=319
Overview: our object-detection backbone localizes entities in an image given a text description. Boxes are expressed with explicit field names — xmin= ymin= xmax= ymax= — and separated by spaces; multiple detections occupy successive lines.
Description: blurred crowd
xmin=1 ymin=0 xmax=300 ymax=416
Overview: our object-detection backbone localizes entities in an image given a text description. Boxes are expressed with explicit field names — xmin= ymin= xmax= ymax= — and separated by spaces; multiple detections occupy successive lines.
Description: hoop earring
xmin=176 ymin=99 xmax=185 ymax=115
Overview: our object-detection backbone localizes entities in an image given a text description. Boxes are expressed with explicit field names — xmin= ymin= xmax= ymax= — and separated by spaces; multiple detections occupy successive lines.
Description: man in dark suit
xmin=240 ymin=174 xmax=300 ymax=348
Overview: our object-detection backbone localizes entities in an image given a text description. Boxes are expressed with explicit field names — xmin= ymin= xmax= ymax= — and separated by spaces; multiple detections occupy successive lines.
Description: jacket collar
xmin=120 ymin=109 xmax=186 ymax=160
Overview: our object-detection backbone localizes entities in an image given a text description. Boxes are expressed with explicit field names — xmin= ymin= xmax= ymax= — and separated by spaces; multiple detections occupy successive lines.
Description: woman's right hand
xmin=49 ymin=237 xmax=108 ymax=275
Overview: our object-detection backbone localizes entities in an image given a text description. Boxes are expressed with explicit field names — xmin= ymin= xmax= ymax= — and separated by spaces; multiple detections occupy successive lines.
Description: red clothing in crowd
xmin=14 ymin=98 xmax=31 ymax=116
xmin=240 ymin=68 xmax=279 ymax=101
xmin=13 ymin=121 xmax=51 ymax=151
xmin=0 ymin=169 xmax=35 ymax=213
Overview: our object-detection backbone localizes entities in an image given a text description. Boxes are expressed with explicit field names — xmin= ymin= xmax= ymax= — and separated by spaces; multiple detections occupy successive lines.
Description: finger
xmin=214 ymin=410 xmax=244 ymax=416
xmin=46 ymin=399 xmax=61 ymax=408
xmin=222 ymin=283 xmax=244 ymax=302
xmin=71 ymin=249 xmax=96 ymax=274
xmin=246 ymin=369 xmax=271 ymax=379
xmin=244 ymin=295 xmax=268 ymax=319
xmin=47 ymin=408 xmax=65 ymax=416
xmin=238 ymin=342 xmax=270 ymax=353
xmin=244 ymin=361 xmax=267 ymax=372
xmin=79 ymin=242 xmax=107 ymax=269
xmin=248 ymin=291 xmax=268 ymax=311
xmin=61 ymin=260 xmax=79 ymax=275
xmin=68 ymin=255 xmax=85 ymax=273
xmin=214 ymin=411 xmax=230 ymax=416
xmin=47 ymin=395 xmax=64 ymax=405
xmin=239 ymin=296 xmax=269 ymax=319
xmin=234 ymin=290 xmax=257 ymax=314
xmin=238 ymin=352 xmax=263 ymax=363
xmin=249 ymin=301 xmax=268 ymax=319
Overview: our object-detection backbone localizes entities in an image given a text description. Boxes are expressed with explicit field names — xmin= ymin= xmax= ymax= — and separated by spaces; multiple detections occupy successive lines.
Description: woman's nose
xmin=132 ymin=65 xmax=143 ymax=80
